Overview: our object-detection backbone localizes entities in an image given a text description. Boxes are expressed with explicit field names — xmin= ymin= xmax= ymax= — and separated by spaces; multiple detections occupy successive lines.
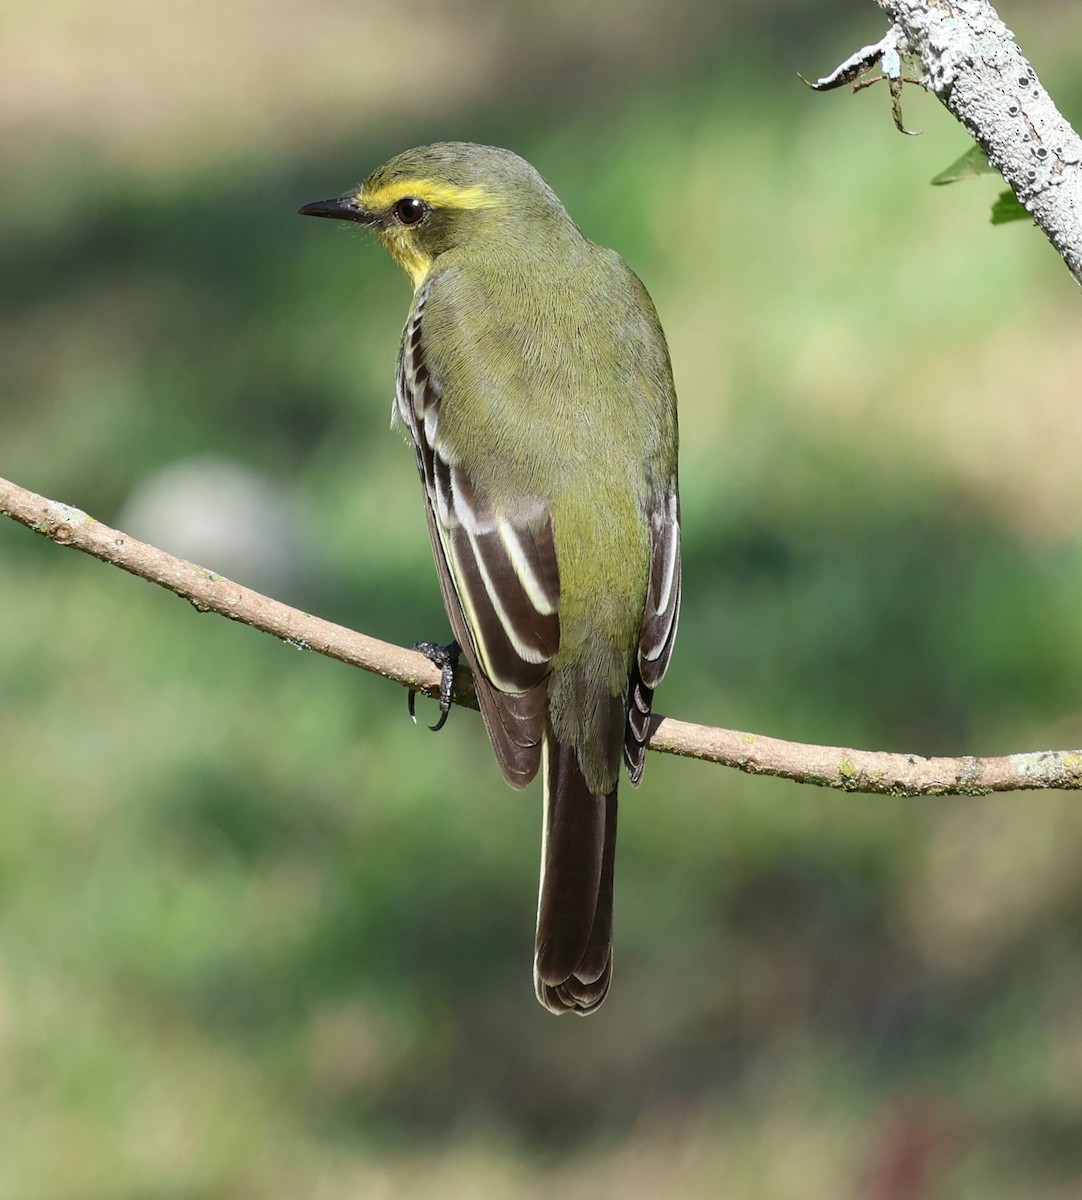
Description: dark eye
xmin=393 ymin=196 xmax=429 ymax=226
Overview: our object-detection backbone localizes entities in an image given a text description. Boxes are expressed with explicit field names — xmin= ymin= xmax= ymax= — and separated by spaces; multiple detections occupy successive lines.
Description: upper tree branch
xmin=4 ymin=474 xmax=1081 ymax=797
xmin=817 ymin=0 xmax=1082 ymax=285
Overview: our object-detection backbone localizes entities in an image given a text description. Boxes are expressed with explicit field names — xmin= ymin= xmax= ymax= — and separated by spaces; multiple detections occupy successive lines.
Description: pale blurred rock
xmin=117 ymin=454 xmax=318 ymax=599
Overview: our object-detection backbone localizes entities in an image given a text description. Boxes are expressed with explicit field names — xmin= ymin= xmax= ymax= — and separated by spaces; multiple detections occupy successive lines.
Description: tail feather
xmin=533 ymin=733 xmax=618 ymax=1015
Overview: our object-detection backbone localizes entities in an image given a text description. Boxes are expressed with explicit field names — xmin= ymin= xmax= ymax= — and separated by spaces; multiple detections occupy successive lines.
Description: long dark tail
xmin=533 ymin=733 xmax=618 ymax=1015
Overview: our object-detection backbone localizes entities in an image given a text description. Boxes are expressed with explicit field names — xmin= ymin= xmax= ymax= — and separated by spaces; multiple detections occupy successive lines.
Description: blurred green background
xmin=3 ymin=1 xmax=1082 ymax=1196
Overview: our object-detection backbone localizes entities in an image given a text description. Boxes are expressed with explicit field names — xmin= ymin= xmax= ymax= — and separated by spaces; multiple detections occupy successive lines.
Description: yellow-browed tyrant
xmin=301 ymin=143 xmax=680 ymax=1014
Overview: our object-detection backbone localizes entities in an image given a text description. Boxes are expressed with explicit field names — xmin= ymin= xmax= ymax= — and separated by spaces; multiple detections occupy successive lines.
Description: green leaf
xmin=931 ymin=143 xmax=996 ymax=185
xmin=990 ymin=189 xmax=1029 ymax=225
xmin=932 ymin=144 xmax=1029 ymax=227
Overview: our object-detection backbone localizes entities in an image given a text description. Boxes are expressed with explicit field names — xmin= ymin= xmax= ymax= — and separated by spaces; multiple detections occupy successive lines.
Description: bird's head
xmin=299 ymin=142 xmax=575 ymax=287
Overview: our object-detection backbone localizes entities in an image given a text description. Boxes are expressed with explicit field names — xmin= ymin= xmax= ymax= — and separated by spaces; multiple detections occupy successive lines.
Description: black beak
xmin=298 ymin=194 xmax=376 ymax=224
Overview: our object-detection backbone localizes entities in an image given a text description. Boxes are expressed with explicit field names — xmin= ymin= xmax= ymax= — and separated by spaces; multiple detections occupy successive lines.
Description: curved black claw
xmin=408 ymin=640 xmax=461 ymax=732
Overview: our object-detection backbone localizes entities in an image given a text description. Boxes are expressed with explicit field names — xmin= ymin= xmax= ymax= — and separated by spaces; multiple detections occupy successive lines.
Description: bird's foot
xmin=408 ymin=639 xmax=461 ymax=731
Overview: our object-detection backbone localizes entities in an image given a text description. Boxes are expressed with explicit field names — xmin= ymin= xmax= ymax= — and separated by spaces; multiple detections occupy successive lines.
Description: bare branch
xmin=4 ymin=473 xmax=1081 ymax=796
xmin=814 ymin=0 xmax=1082 ymax=284
xmin=0 ymin=474 xmax=466 ymax=706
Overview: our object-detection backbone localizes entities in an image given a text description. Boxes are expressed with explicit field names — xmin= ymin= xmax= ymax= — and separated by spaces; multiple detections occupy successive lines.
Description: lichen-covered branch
xmin=3 ymin=473 xmax=1082 ymax=796
xmin=818 ymin=0 xmax=1082 ymax=285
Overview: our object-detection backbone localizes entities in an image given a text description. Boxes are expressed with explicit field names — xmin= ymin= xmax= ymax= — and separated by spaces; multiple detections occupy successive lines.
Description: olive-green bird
xmin=300 ymin=142 xmax=680 ymax=1014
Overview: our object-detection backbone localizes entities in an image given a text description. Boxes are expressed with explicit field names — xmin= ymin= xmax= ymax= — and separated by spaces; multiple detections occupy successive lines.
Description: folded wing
xmin=397 ymin=287 xmax=560 ymax=788
xmin=624 ymin=483 xmax=681 ymax=784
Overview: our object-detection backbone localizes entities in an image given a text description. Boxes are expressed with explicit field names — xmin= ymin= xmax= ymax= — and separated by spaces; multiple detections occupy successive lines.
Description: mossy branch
xmin=3 ymin=473 xmax=1081 ymax=797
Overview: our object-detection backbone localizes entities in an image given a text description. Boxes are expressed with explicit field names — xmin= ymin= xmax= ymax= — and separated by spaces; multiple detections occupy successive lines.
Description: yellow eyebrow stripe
xmin=360 ymin=179 xmax=502 ymax=213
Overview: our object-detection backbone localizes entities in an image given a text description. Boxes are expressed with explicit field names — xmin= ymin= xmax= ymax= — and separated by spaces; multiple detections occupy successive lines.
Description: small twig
xmin=4 ymin=473 xmax=1082 ymax=796
xmin=799 ymin=26 xmax=922 ymax=134
xmin=799 ymin=30 xmax=908 ymax=93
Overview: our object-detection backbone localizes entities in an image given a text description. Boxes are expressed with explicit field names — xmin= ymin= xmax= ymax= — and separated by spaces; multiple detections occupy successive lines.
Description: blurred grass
xmin=3 ymin=1 xmax=1082 ymax=1196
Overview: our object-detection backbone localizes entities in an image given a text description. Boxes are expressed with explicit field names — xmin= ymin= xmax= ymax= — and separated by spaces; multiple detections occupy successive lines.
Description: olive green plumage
xmin=301 ymin=142 xmax=681 ymax=1014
